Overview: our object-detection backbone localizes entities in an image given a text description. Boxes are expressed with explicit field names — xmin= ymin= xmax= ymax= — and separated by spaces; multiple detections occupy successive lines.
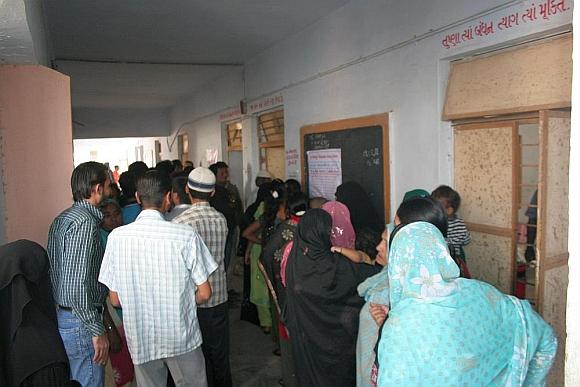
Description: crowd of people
xmin=0 ymin=158 xmax=559 ymax=387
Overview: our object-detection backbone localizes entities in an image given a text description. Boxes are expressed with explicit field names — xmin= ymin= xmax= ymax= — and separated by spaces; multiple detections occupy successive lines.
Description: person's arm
xmin=261 ymin=226 xmax=283 ymax=266
xmin=66 ymin=220 xmax=106 ymax=335
xmin=331 ymin=246 xmax=373 ymax=264
xmin=232 ymin=185 xmax=244 ymax=215
xmin=522 ymin=304 xmax=558 ymax=384
xmin=103 ymin=305 xmax=122 ymax=353
xmin=188 ymin=233 xmax=217 ymax=304
xmin=108 ymin=290 xmax=121 ymax=307
xmin=244 ymin=242 xmax=253 ymax=265
xmin=65 ymin=219 xmax=109 ymax=365
xmin=195 ymin=281 xmax=212 ymax=304
xmin=369 ymin=302 xmax=390 ymax=326
xmin=241 ymin=220 xmax=262 ymax=244
xmin=449 ymin=219 xmax=471 ymax=246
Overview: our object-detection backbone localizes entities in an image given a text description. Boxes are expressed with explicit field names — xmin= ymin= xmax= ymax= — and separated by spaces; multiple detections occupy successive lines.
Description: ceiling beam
xmin=54 ymin=57 xmax=243 ymax=67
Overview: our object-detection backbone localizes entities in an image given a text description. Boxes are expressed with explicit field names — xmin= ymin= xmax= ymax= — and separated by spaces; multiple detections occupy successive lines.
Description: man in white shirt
xmin=99 ymin=170 xmax=217 ymax=387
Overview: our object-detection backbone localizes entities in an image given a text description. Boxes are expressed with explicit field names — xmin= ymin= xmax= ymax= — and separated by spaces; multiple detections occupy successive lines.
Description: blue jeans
xmin=57 ymin=309 xmax=105 ymax=387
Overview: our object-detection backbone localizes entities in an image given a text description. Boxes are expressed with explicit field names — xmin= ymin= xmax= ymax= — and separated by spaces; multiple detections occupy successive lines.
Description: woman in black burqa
xmin=0 ymin=240 xmax=77 ymax=387
xmin=284 ymin=209 xmax=377 ymax=387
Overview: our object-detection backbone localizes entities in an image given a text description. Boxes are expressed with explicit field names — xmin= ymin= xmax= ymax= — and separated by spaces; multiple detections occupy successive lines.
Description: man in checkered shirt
xmin=99 ymin=170 xmax=217 ymax=387
xmin=174 ymin=167 xmax=231 ymax=387
xmin=48 ymin=161 xmax=112 ymax=386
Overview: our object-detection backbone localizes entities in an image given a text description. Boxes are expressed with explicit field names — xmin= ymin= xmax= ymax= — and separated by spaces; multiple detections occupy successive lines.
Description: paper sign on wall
xmin=307 ymin=148 xmax=342 ymax=200
xmin=206 ymin=148 xmax=218 ymax=165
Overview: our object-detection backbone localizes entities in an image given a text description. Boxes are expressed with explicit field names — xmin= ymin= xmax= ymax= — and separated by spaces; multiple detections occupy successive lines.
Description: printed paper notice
xmin=307 ymin=149 xmax=342 ymax=200
xmin=206 ymin=148 xmax=218 ymax=165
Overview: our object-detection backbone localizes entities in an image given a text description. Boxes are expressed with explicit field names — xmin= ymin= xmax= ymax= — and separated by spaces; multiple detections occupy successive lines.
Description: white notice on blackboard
xmin=307 ymin=148 xmax=342 ymax=200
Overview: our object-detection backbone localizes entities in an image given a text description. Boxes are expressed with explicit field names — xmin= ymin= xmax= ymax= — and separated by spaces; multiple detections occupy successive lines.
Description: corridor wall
xmin=170 ymin=0 xmax=572 ymax=216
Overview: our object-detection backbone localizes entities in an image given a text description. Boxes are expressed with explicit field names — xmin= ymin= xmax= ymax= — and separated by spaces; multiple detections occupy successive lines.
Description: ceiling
xmin=40 ymin=0 xmax=351 ymax=110
xmin=0 ymin=0 xmax=36 ymax=64
xmin=54 ymin=60 xmax=237 ymax=109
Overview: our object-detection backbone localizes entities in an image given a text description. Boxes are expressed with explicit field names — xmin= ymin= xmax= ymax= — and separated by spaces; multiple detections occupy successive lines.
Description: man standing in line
xmin=246 ymin=169 xmax=273 ymax=208
xmin=164 ymin=174 xmax=192 ymax=221
xmin=174 ymin=167 xmax=232 ymax=387
xmin=47 ymin=161 xmax=112 ymax=386
xmin=99 ymin=170 xmax=217 ymax=387
xmin=208 ymin=162 xmax=243 ymax=273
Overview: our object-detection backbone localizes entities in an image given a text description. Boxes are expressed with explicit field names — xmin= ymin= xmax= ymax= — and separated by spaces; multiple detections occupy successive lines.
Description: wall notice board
xmin=300 ymin=114 xmax=390 ymax=223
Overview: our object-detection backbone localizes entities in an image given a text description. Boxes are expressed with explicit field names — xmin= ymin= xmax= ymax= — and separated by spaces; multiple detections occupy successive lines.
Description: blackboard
xmin=300 ymin=114 xmax=390 ymax=223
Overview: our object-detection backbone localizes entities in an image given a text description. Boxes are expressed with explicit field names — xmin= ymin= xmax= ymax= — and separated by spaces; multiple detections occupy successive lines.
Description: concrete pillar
xmin=0 ymin=65 xmax=73 ymax=246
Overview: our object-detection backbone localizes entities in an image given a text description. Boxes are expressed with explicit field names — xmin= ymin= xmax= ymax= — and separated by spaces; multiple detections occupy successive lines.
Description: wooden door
xmin=454 ymin=121 xmax=518 ymax=294
xmin=537 ymin=110 xmax=571 ymax=386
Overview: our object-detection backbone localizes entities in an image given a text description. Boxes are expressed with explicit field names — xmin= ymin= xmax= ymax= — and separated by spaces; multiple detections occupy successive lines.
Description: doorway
xmin=225 ymin=121 xmax=244 ymax=202
xmin=452 ymin=110 xmax=570 ymax=384
xmin=258 ymin=109 xmax=285 ymax=179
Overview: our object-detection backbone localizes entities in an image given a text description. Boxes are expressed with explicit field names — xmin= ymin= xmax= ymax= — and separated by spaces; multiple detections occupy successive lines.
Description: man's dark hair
xmin=189 ymin=189 xmax=212 ymax=201
xmin=136 ymin=170 xmax=171 ymax=208
xmin=287 ymin=192 xmax=308 ymax=215
xmin=285 ymin=179 xmax=302 ymax=195
xmin=209 ymin=161 xmax=228 ymax=175
xmin=71 ymin=162 xmax=108 ymax=202
xmin=155 ymin=160 xmax=174 ymax=177
xmin=396 ymin=196 xmax=448 ymax=237
xmin=183 ymin=165 xmax=194 ymax=176
xmin=171 ymin=174 xmax=191 ymax=204
xmin=128 ymin=161 xmax=148 ymax=177
xmin=119 ymin=171 xmax=137 ymax=197
xmin=431 ymin=185 xmax=461 ymax=211
xmin=172 ymin=159 xmax=183 ymax=170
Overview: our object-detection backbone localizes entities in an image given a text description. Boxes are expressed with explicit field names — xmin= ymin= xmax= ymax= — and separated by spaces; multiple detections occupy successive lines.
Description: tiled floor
xmin=229 ymin=294 xmax=282 ymax=387
xmin=228 ymin=260 xmax=282 ymax=387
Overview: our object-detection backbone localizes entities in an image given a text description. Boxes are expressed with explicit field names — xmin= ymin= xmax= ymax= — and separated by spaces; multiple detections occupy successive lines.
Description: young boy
xmin=431 ymin=185 xmax=471 ymax=260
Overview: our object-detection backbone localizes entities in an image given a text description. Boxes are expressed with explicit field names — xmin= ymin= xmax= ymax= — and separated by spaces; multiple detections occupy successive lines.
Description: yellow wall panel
xmin=464 ymin=231 xmax=513 ymax=294
xmin=444 ymin=35 xmax=572 ymax=120
xmin=454 ymin=125 xmax=513 ymax=228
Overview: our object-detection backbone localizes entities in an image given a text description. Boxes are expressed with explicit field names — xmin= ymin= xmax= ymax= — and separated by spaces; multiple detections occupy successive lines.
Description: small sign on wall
xmin=307 ymin=148 xmax=342 ymax=200
xmin=206 ymin=148 xmax=219 ymax=165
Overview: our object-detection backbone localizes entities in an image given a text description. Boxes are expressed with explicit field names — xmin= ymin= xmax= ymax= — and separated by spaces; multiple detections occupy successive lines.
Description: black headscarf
xmin=0 ymin=240 xmax=70 ymax=387
xmin=335 ymin=181 xmax=383 ymax=232
xmin=284 ymin=209 xmax=376 ymax=387
xmin=335 ymin=181 xmax=384 ymax=258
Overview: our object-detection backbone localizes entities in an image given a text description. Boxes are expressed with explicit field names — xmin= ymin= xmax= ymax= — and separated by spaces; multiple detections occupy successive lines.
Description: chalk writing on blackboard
xmin=309 ymin=133 xmax=330 ymax=149
xmin=362 ymin=147 xmax=381 ymax=167
xmin=303 ymin=124 xmax=386 ymax=223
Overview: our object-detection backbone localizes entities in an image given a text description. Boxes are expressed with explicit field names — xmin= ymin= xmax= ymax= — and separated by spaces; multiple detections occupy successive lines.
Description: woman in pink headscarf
xmin=322 ymin=200 xmax=356 ymax=249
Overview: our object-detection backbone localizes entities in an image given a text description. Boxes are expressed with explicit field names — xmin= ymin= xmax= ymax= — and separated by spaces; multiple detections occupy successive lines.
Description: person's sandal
xmin=272 ymin=348 xmax=281 ymax=356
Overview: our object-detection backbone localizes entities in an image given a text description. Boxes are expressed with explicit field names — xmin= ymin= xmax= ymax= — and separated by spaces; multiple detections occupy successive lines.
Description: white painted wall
xmin=73 ymin=107 xmax=171 ymax=139
xmin=169 ymin=68 xmax=244 ymax=166
xmin=0 ymin=0 xmax=36 ymax=64
xmin=565 ymin=3 xmax=579 ymax=383
xmin=23 ymin=0 xmax=52 ymax=66
xmin=73 ymin=136 xmax=177 ymax=171
xmin=170 ymin=0 xmax=572 ymax=217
